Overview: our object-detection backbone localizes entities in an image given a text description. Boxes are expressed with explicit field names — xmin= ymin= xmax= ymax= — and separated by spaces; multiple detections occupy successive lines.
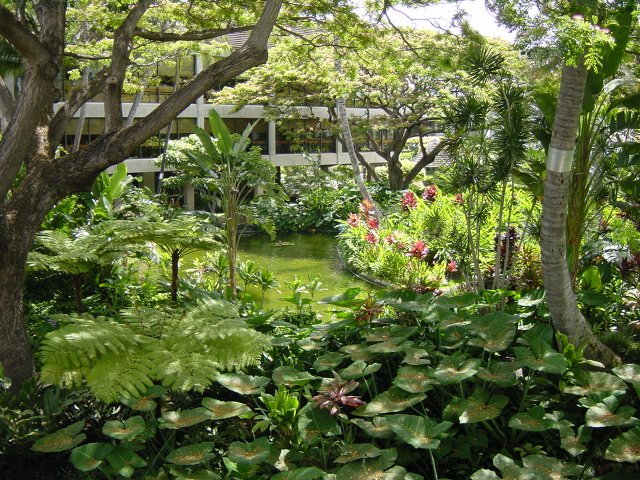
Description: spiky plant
xmin=39 ymin=299 xmax=271 ymax=403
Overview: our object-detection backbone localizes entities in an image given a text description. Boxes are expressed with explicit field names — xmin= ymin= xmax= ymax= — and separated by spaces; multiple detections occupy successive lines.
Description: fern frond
xmin=150 ymin=350 xmax=220 ymax=392
xmin=85 ymin=350 xmax=156 ymax=403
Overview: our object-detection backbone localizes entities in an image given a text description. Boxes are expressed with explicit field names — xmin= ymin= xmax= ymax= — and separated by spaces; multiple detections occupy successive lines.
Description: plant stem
xmin=428 ymin=449 xmax=438 ymax=480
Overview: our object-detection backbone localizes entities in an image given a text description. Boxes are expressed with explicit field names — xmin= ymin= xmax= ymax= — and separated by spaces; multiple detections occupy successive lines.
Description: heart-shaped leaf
xmin=171 ymin=469 xmax=220 ymax=480
xmin=159 ymin=408 xmax=212 ymax=429
xmin=521 ymin=455 xmax=583 ymax=478
xmin=120 ymin=385 xmax=167 ymax=411
xmin=339 ymin=361 xmax=381 ymax=380
xmin=560 ymin=425 xmax=591 ymax=457
xmin=393 ymin=365 xmax=437 ymax=393
xmin=459 ymin=389 xmax=509 ymax=424
xmin=102 ymin=416 xmax=146 ymax=440
xmin=402 ymin=347 xmax=432 ymax=365
xmin=508 ymin=406 xmax=555 ymax=432
xmin=514 ymin=340 xmax=566 ymax=375
xmin=606 ymin=426 xmax=640 ymax=463
xmin=477 ymin=362 xmax=518 ymax=387
xmin=612 ymin=364 xmax=640 ymax=385
xmin=298 ymin=404 xmax=341 ymax=445
xmin=563 ymin=372 xmax=628 ymax=396
xmin=350 ymin=417 xmax=395 ymax=439
xmin=31 ymin=421 xmax=86 ymax=452
xmin=312 ymin=352 xmax=347 ymax=372
xmin=354 ymin=387 xmax=426 ymax=417
xmin=106 ymin=444 xmax=147 ymax=478
xmin=272 ymin=366 xmax=318 ymax=386
xmin=468 ymin=312 xmax=517 ymax=352
xmin=71 ymin=443 xmax=114 ymax=472
xmin=335 ymin=443 xmax=384 ymax=463
xmin=433 ymin=355 xmax=480 ymax=384
xmin=271 ymin=467 xmax=325 ymax=479
xmin=361 ymin=326 xmax=419 ymax=343
xmin=340 ymin=343 xmax=374 ymax=362
xmin=216 ymin=373 xmax=270 ymax=395
xmin=202 ymin=398 xmax=251 ymax=420
xmin=381 ymin=414 xmax=452 ymax=449
xmin=586 ymin=395 xmax=639 ymax=428
xmin=227 ymin=437 xmax=274 ymax=465
xmin=166 ymin=443 xmax=214 ymax=466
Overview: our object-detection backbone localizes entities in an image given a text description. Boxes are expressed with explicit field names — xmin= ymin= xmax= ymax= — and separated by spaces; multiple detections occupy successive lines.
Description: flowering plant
xmin=312 ymin=372 xmax=365 ymax=416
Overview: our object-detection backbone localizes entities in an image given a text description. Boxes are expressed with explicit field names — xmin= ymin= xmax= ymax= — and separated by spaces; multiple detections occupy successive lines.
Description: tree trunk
xmin=541 ymin=60 xmax=619 ymax=366
xmin=387 ymin=158 xmax=404 ymax=191
xmin=171 ymin=249 xmax=179 ymax=302
xmin=72 ymin=274 xmax=83 ymax=313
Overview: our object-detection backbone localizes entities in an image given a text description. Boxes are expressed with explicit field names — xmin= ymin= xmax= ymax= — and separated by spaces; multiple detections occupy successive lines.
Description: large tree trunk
xmin=387 ymin=158 xmax=404 ymax=190
xmin=541 ymin=60 xmax=619 ymax=366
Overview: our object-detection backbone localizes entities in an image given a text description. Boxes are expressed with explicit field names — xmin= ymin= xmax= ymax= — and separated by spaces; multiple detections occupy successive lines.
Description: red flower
xmin=453 ymin=193 xmax=464 ymax=205
xmin=384 ymin=234 xmax=396 ymax=244
xmin=347 ymin=213 xmax=361 ymax=227
xmin=367 ymin=217 xmax=380 ymax=229
xmin=365 ymin=231 xmax=378 ymax=243
xmin=423 ymin=184 xmax=438 ymax=202
xmin=312 ymin=372 xmax=366 ymax=416
xmin=447 ymin=260 xmax=458 ymax=273
xmin=407 ymin=240 xmax=429 ymax=260
xmin=402 ymin=191 xmax=417 ymax=211
xmin=359 ymin=200 xmax=375 ymax=218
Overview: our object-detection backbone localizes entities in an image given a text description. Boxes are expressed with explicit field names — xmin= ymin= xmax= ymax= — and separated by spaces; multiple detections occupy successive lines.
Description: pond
xmin=237 ymin=233 xmax=376 ymax=316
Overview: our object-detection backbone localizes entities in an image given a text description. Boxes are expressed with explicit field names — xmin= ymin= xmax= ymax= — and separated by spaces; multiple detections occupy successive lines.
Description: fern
xmin=38 ymin=300 xmax=270 ymax=402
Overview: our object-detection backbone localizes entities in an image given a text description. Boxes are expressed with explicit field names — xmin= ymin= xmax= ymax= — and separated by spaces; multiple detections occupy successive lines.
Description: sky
xmin=384 ymin=0 xmax=515 ymax=41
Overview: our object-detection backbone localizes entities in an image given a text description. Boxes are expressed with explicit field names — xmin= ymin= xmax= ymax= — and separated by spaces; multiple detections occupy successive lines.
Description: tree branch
xmin=0 ymin=6 xmax=48 ymax=65
xmin=134 ymin=25 xmax=254 ymax=41
xmin=0 ymin=76 xmax=15 ymax=121
xmin=402 ymin=137 xmax=446 ymax=188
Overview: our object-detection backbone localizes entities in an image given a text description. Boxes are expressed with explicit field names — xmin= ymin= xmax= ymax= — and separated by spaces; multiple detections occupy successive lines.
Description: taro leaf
xmin=297 ymin=337 xmax=324 ymax=352
xmin=519 ymin=323 xmax=554 ymax=346
xmin=433 ymin=292 xmax=478 ymax=308
xmin=335 ymin=443 xmax=383 ymax=463
xmin=172 ymin=469 xmax=220 ymax=480
xmin=560 ymin=425 xmax=591 ymax=457
xmin=216 ymin=373 xmax=270 ymax=395
xmin=477 ymin=362 xmax=518 ymax=387
xmin=402 ymin=347 xmax=432 ymax=365
xmin=508 ymin=406 xmax=555 ymax=432
xmin=70 ymin=443 xmax=114 ymax=472
xmin=361 ymin=326 xmax=419 ymax=343
xmin=350 ymin=417 xmax=395 ymax=439
xmin=354 ymin=387 xmax=426 ymax=417
xmin=365 ymin=339 xmax=413 ymax=354
xmin=158 ymin=407 xmax=212 ymax=429
xmin=121 ymin=385 xmax=167 ymax=411
xmin=514 ymin=340 xmax=566 ymax=375
xmin=312 ymin=352 xmax=347 ymax=372
xmin=606 ymin=426 xmax=640 ymax=463
xmin=102 ymin=416 xmax=146 ymax=440
xmin=585 ymin=395 xmax=639 ymax=428
xmin=227 ymin=437 xmax=274 ymax=465
xmin=459 ymin=389 xmax=508 ymax=424
xmin=517 ymin=289 xmax=545 ymax=307
xmin=422 ymin=304 xmax=468 ymax=327
xmin=165 ymin=442 xmax=214 ymax=466
xmin=381 ymin=414 xmax=452 ymax=449
xmin=563 ymin=372 xmax=628 ymax=396
xmin=340 ymin=343 xmax=373 ymax=362
xmin=298 ymin=404 xmax=341 ymax=445
xmin=491 ymin=453 xmax=536 ymax=479
xmin=31 ymin=420 xmax=86 ymax=452
xmin=433 ymin=355 xmax=480 ymax=384
xmin=612 ymin=364 xmax=640 ymax=386
xmin=393 ymin=365 xmax=437 ymax=393
xmin=272 ymin=366 xmax=319 ymax=387
xmin=106 ymin=444 xmax=147 ymax=478
xmin=201 ymin=398 xmax=251 ymax=420
xmin=334 ymin=449 xmax=397 ymax=480
xmin=467 ymin=311 xmax=517 ymax=352
xmin=339 ymin=360 xmax=382 ymax=380
xmin=521 ymin=455 xmax=583 ymax=479
xmin=318 ymin=288 xmax=361 ymax=306
xmin=271 ymin=467 xmax=325 ymax=479
xmin=470 ymin=469 xmax=502 ymax=479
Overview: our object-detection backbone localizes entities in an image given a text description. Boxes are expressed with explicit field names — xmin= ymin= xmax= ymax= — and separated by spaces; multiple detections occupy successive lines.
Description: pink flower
xmin=447 ymin=260 xmax=458 ymax=273
xmin=347 ymin=213 xmax=361 ymax=228
xmin=453 ymin=193 xmax=464 ymax=205
xmin=402 ymin=191 xmax=417 ymax=211
xmin=423 ymin=184 xmax=438 ymax=202
xmin=385 ymin=234 xmax=396 ymax=244
xmin=367 ymin=217 xmax=380 ymax=229
xmin=365 ymin=231 xmax=378 ymax=244
xmin=407 ymin=240 xmax=429 ymax=260
xmin=312 ymin=372 xmax=366 ymax=416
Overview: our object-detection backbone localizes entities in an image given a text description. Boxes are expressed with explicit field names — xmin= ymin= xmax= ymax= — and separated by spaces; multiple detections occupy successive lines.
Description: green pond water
xmin=237 ymin=233 xmax=375 ymax=316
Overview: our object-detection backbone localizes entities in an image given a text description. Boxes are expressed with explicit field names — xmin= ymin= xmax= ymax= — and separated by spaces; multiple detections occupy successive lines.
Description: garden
xmin=1 ymin=1 xmax=640 ymax=479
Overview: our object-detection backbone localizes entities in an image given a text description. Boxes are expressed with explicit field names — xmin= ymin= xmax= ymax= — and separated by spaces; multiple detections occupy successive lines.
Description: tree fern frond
xmin=85 ymin=350 xmax=156 ymax=403
xmin=150 ymin=350 xmax=220 ymax=392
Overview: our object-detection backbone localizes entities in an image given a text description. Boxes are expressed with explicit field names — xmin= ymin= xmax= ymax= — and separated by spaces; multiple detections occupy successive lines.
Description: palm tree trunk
xmin=541 ymin=60 xmax=619 ymax=366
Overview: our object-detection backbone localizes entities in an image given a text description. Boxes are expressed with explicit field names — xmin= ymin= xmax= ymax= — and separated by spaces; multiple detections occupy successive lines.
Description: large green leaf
xmin=102 ymin=416 xmax=146 ymax=440
xmin=159 ymin=408 xmax=212 ymax=429
xmin=120 ymin=385 xmax=166 ymax=411
xmin=106 ymin=444 xmax=147 ymax=478
xmin=334 ymin=449 xmax=398 ymax=480
xmin=459 ymin=389 xmax=508 ymax=424
xmin=297 ymin=404 xmax=341 ymax=445
xmin=339 ymin=361 xmax=382 ymax=380
xmin=31 ymin=421 xmax=86 ymax=452
xmin=312 ymin=352 xmax=347 ymax=372
xmin=207 ymin=110 xmax=233 ymax=155
xmin=350 ymin=417 xmax=395 ymax=439
xmin=340 ymin=343 xmax=374 ymax=362
xmin=563 ymin=372 xmax=628 ymax=396
xmin=521 ymin=455 xmax=583 ymax=479
xmin=467 ymin=311 xmax=517 ymax=352
xmin=272 ymin=366 xmax=319 ymax=386
xmin=560 ymin=425 xmax=591 ymax=457
xmin=381 ymin=414 xmax=452 ymax=449
xmin=216 ymin=373 xmax=270 ymax=395
xmin=271 ymin=467 xmax=325 ymax=479
xmin=508 ymin=406 xmax=555 ymax=432
xmin=476 ymin=362 xmax=518 ymax=387
xmin=361 ymin=326 xmax=419 ymax=343
xmin=70 ymin=443 xmax=114 ymax=472
xmin=514 ymin=340 xmax=566 ymax=375
xmin=606 ymin=426 xmax=640 ymax=463
xmin=166 ymin=443 xmax=214 ymax=466
xmin=433 ymin=355 xmax=480 ymax=384
xmin=612 ymin=364 xmax=640 ymax=386
xmin=354 ymin=387 xmax=426 ymax=417
xmin=586 ymin=395 xmax=639 ymax=428
xmin=402 ymin=347 xmax=432 ymax=366
xmin=202 ymin=398 xmax=251 ymax=420
xmin=227 ymin=437 xmax=274 ymax=465
xmin=335 ymin=443 xmax=384 ymax=463
xmin=171 ymin=468 xmax=220 ymax=480
xmin=393 ymin=365 xmax=437 ymax=393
